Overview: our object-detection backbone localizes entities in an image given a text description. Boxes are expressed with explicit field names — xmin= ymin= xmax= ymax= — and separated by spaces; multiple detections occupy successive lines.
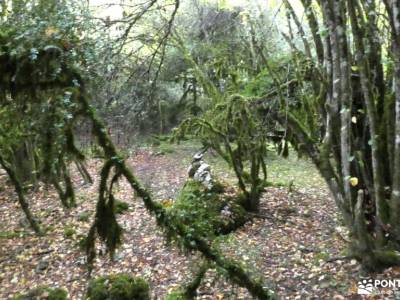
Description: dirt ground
xmin=1 ymin=142 xmax=399 ymax=299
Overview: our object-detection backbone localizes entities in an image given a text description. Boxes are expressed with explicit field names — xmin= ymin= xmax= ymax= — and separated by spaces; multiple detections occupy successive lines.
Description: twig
xmin=325 ymin=255 xmax=355 ymax=263
xmin=248 ymin=212 xmax=275 ymax=221
xmin=34 ymin=249 xmax=55 ymax=256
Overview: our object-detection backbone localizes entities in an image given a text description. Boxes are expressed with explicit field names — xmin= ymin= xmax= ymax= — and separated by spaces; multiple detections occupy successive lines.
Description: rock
xmin=112 ymin=251 xmax=125 ymax=262
xmin=220 ymin=204 xmax=233 ymax=218
xmin=196 ymin=163 xmax=210 ymax=174
xmin=193 ymin=164 xmax=213 ymax=189
xmin=18 ymin=217 xmax=30 ymax=229
xmin=193 ymin=151 xmax=204 ymax=161
xmin=76 ymin=257 xmax=86 ymax=266
xmin=188 ymin=152 xmax=214 ymax=189
xmin=36 ymin=259 xmax=49 ymax=273
xmin=298 ymin=245 xmax=314 ymax=253
xmin=188 ymin=161 xmax=202 ymax=177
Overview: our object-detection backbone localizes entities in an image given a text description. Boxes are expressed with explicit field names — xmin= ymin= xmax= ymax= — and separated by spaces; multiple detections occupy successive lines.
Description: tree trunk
xmin=348 ymin=2 xmax=389 ymax=243
xmin=389 ymin=0 xmax=400 ymax=239
xmin=11 ymin=140 xmax=37 ymax=186
xmin=0 ymin=154 xmax=42 ymax=235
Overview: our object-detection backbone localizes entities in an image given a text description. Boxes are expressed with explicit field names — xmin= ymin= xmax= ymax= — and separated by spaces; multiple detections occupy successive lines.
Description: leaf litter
xmin=0 ymin=143 xmax=399 ymax=299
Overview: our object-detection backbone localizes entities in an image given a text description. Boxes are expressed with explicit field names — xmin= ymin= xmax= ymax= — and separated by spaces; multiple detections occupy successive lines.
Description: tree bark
xmin=300 ymin=0 xmax=324 ymax=64
xmin=388 ymin=0 xmax=400 ymax=238
xmin=336 ymin=1 xmax=353 ymax=212
xmin=348 ymin=1 xmax=389 ymax=239
xmin=0 ymin=154 xmax=42 ymax=235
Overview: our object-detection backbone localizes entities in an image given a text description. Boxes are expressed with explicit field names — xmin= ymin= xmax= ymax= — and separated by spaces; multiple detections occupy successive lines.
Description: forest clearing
xmin=1 ymin=0 xmax=400 ymax=299
xmin=1 ymin=141 xmax=389 ymax=299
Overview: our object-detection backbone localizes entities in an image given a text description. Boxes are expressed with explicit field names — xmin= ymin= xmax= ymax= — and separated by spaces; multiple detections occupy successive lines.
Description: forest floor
xmin=1 ymin=141 xmax=400 ymax=299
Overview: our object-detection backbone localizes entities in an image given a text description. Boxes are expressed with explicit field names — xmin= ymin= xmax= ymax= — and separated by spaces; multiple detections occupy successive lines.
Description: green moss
xmin=165 ymin=290 xmax=186 ymax=300
xmin=169 ymin=180 xmax=222 ymax=241
xmin=151 ymin=139 xmax=161 ymax=146
xmin=210 ymin=180 xmax=225 ymax=193
xmin=114 ymin=200 xmax=129 ymax=214
xmin=77 ymin=235 xmax=88 ymax=250
xmin=147 ymin=133 xmax=174 ymax=146
xmin=0 ymin=230 xmax=27 ymax=239
xmin=63 ymin=225 xmax=76 ymax=239
xmin=77 ymin=211 xmax=92 ymax=222
xmin=90 ymin=146 xmax=105 ymax=158
xmin=14 ymin=286 xmax=67 ymax=300
xmin=313 ymin=251 xmax=330 ymax=266
xmin=168 ymin=180 xmax=247 ymax=246
xmin=242 ymin=68 xmax=276 ymax=97
xmin=219 ymin=197 xmax=247 ymax=234
xmin=151 ymin=134 xmax=172 ymax=143
xmin=158 ymin=143 xmax=175 ymax=154
xmin=85 ymin=274 xmax=150 ymax=300
xmin=45 ymin=225 xmax=56 ymax=233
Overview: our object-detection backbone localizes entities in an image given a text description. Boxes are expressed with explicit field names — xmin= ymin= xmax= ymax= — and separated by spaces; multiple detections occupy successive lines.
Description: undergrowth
xmin=166 ymin=180 xmax=247 ymax=247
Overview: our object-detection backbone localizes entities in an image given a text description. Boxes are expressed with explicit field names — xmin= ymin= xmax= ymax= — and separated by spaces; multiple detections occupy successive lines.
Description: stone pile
xmin=187 ymin=151 xmax=214 ymax=189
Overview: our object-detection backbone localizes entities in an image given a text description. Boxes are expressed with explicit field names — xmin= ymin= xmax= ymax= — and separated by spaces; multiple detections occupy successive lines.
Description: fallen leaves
xmin=0 ymin=144 xmax=396 ymax=299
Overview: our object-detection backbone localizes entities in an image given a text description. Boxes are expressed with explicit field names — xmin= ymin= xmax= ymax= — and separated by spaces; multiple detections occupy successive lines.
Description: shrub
xmin=114 ymin=200 xmax=129 ymax=214
xmin=77 ymin=235 xmax=88 ymax=250
xmin=165 ymin=290 xmax=186 ymax=300
xmin=85 ymin=274 xmax=150 ymax=300
xmin=14 ymin=286 xmax=67 ymax=300
xmin=77 ymin=211 xmax=92 ymax=222
xmin=158 ymin=143 xmax=175 ymax=154
xmin=167 ymin=180 xmax=247 ymax=246
xmin=63 ymin=225 xmax=76 ymax=239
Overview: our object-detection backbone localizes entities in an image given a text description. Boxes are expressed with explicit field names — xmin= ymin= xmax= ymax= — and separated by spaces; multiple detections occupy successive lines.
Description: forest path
xmin=1 ymin=142 xmax=398 ymax=299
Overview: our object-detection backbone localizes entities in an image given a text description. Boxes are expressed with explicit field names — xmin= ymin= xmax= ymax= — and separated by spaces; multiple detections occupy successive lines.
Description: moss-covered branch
xmin=0 ymin=153 xmax=42 ymax=235
xmin=78 ymin=91 xmax=277 ymax=299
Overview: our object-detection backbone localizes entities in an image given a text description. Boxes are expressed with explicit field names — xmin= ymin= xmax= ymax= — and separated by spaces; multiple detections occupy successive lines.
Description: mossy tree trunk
xmin=78 ymin=91 xmax=276 ymax=299
xmin=387 ymin=0 xmax=400 ymax=242
xmin=11 ymin=140 xmax=38 ymax=187
xmin=0 ymin=154 xmax=42 ymax=235
xmin=269 ymin=0 xmax=400 ymax=270
xmin=175 ymin=95 xmax=267 ymax=213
